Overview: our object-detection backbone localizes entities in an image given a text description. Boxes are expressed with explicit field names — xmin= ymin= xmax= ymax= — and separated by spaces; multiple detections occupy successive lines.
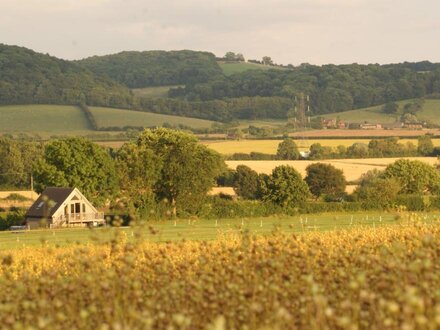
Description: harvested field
xmin=226 ymin=157 xmax=438 ymax=181
xmin=288 ymin=128 xmax=440 ymax=138
xmin=204 ymin=138 xmax=440 ymax=154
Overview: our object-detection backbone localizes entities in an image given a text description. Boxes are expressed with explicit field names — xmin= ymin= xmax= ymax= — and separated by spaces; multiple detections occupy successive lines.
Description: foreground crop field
xmin=204 ymin=139 xmax=440 ymax=154
xmin=0 ymin=215 xmax=439 ymax=329
xmin=227 ymin=157 xmax=438 ymax=181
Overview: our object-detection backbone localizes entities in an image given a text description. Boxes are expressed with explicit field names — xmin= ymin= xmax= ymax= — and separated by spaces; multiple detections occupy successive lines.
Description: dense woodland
xmin=1 ymin=44 xmax=440 ymax=123
xmin=77 ymin=50 xmax=223 ymax=88
xmin=0 ymin=44 xmax=132 ymax=108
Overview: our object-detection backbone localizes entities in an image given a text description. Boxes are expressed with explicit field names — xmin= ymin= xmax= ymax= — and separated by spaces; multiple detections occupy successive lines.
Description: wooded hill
xmin=76 ymin=50 xmax=223 ymax=88
xmin=1 ymin=43 xmax=440 ymax=124
xmin=0 ymin=44 xmax=132 ymax=108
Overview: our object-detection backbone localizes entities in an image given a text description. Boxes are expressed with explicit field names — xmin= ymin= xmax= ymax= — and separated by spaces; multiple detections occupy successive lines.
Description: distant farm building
xmin=25 ymin=187 xmax=105 ymax=229
xmin=360 ymin=123 xmax=383 ymax=130
xmin=322 ymin=119 xmax=346 ymax=129
xmin=404 ymin=123 xmax=424 ymax=130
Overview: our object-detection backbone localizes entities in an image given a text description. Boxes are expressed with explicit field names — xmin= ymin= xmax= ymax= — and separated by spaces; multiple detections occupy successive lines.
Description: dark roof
xmin=26 ymin=187 xmax=75 ymax=218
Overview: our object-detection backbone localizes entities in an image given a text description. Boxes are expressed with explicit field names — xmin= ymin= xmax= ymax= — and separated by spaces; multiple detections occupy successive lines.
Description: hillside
xmin=89 ymin=107 xmax=216 ymax=129
xmin=0 ymin=104 xmax=217 ymax=136
xmin=0 ymin=105 xmax=91 ymax=133
xmin=318 ymin=99 xmax=440 ymax=125
xmin=0 ymin=44 xmax=132 ymax=108
xmin=77 ymin=50 xmax=223 ymax=88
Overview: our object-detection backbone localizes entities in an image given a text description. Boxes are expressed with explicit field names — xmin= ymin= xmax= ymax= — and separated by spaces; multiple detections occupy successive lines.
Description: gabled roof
xmin=26 ymin=187 xmax=75 ymax=218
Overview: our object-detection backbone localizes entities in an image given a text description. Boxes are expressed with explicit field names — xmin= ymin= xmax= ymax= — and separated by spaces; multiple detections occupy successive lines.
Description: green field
xmin=90 ymin=107 xmax=216 ymax=129
xmin=218 ymin=61 xmax=287 ymax=76
xmin=0 ymin=104 xmax=92 ymax=133
xmin=131 ymin=85 xmax=182 ymax=98
xmin=319 ymin=99 xmax=440 ymax=124
xmin=1 ymin=212 xmax=437 ymax=250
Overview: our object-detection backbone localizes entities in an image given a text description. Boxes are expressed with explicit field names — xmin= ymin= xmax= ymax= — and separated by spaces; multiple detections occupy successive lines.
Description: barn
xmin=25 ymin=187 xmax=105 ymax=229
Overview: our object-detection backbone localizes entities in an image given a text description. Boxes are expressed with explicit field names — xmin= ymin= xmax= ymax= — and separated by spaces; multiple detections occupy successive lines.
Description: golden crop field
xmin=204 ymin=139 xmax=440 ymax=154
xmin=0 ymin=216 xmax=439 ymax=329
xmin=226 ymin=157 xmax=439 ymax=181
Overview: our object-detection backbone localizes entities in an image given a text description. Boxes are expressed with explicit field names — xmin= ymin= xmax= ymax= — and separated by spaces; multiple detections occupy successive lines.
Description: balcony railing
xmin=53 ymin=212 xmax=105 ymax=224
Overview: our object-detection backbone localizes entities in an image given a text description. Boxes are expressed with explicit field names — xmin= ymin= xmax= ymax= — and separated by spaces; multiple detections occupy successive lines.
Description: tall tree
xmin=418 ymin=135 xmax=434 ymax=156
xmin=233 ymin=165 xmax=260 ymax=200
xmin=136 ymin=128 xmax=224 ymax=216
xmin=384 ymin=159 xmax=440 ymax=195
xmin=305 ymin=163 xmax=346 ymax=199
xmin=263 ymin=165 xmax=309 ymax=207
xmin=34 ymin=138 xmax=119 ymax=205
xmin=276 ymin=138 xmax=300 ymax=160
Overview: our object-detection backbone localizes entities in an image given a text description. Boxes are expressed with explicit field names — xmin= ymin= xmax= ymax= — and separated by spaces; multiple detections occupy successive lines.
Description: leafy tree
xmin=263 ymin=165 xmax=309 ymax=207
xmin=347 ymin=143 xmax=369 ymax=158
xmin=305 ymin=163 xmax=346 ymax=199
xmin=114 ymin=142 xmax=162 ymax=213
xmin=382 ymin=101 xmax=399 ymax=114
xmin=232 ymin=165 xmax=260 ymax=200
xmin=417 ymin=135 xmax=434 ymax=156
xmin=353 ymin=170 xmax=402 ymax=209
xmin=384 ymin=159 xmax=440 ymax=195
xmin=262 ymin=56 xmax=273 ymax=65
xmin=309 ymin=143 xmax=332 ymax=160
xmin=136 ymin=128 xmax=224 ymax=216
xmin=276 ymin=138 xmax=300 ymax=160
xmin=34 ymin=138 xmax=119 ymax=205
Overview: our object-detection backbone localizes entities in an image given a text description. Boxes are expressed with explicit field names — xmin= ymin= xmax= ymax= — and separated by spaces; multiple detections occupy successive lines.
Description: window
xmin=82 ymin=204 xmax=86 ymax=213
xmin=75 ymin=203 xmax=81 ymax=213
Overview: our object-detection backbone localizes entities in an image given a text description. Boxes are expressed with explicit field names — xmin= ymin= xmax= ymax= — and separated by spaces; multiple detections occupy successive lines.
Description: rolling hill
xmin=89 ymin=107 xmax=216 ymax=129
xmin=318 ymin=99 xmax=440 ymax=125
xmin=0 ymin=44 xmax=132 ymax=108
xmin=0 ymin=104 xmax=217 ymax=136
xmin=77 ymin=50 xmax=223 ymax=88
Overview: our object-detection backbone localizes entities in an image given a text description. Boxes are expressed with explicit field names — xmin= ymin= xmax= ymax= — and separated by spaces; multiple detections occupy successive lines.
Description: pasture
xmin=131 ymin=85 xmax=182 ymax=98
xmin=88 ymin=107 xmax=216 ymax=129
xmin=0 ymin=212 xmax=423 ymax=250
xmin=204 ymin=138 xmax=440 ymax=154
xmin=0 ymin=104 xmax=92 ymax=133
xmin=226 ymin=157 xmax=439 ymax=181
xmin=319 ymin=99 xmax=440 ymax=125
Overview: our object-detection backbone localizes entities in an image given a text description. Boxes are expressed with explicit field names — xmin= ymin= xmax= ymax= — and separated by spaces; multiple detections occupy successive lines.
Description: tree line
xmin=228 ymin=136 xmax=439 ymax=161
xmin=1 ymin=130 xmax=440 ymax=223
xmin=169 ymin=62 xmax=440 ymax=115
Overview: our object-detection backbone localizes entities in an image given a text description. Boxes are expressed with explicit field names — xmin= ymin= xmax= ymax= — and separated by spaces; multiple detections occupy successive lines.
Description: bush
xmin=200 ymin=197 xmax=284 ymax=219
xmin=395 ymin=195 xmax=426 ymax=211
xmin=301 ymin=202 xmax=363 ymax=213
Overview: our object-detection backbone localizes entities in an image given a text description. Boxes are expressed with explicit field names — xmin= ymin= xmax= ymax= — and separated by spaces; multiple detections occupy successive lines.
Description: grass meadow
xmin=90 ymin=107 xmax=216 ymax=129
xmin=131 ymin=85 xmax=182 ymax=98
xmin=319 ymin=99 xmax=440 ymax=125
xmin=1 ymin=212 xmax=437 ymax=250
xmin=0 ymin=104 xmax=92 ymax=133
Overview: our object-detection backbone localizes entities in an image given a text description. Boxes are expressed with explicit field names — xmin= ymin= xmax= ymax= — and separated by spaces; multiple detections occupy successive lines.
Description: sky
xmin=1 ymin=0 xmax=439 ymax=65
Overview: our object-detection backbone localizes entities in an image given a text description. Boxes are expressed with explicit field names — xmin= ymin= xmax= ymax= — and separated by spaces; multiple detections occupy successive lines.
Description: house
xmin=25 ymin=187 xmax=105 ymax=229
xmin=360 ymin=123 xmax=383 ymax=130
xmin=322 ymin=118 xmax=346 ymax=129
xmin=404 ymin=123 xmax=424 ymax=130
